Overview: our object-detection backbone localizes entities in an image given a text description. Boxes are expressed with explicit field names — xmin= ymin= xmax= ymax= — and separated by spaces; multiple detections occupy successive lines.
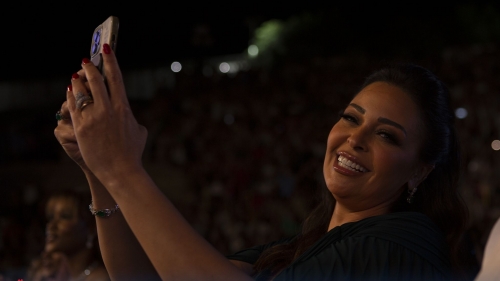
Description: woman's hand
xmin=66 ymin=44 xmax=148 ymax=183
xmin=54 ymin=101 xmax=91 ymax=172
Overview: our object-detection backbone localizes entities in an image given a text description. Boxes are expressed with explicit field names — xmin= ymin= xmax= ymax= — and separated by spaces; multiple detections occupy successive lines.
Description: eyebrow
xmin=349 ymin=103 xmax=365 ymax=114
xmin=349 ymin=103 xmax=407 ymax=136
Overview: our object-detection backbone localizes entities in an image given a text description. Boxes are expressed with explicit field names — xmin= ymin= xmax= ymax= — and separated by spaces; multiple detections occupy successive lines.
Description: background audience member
xmin=26 ymin=190 xmax=109 ymax=281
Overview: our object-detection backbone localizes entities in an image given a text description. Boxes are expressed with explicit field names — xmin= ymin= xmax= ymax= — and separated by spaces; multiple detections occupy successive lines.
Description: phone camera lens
xmin=91 ymin=30 xmax=101 ymax=55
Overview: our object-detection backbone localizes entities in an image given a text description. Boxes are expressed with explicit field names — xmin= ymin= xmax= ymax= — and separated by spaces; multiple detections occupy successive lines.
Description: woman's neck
xmin=328 ymin=202 xmax=391 ymax=231
xmin=65 ymin=248 xmax=94 ymax=280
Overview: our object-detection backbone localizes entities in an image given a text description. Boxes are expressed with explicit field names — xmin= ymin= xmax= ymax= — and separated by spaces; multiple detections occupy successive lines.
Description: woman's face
xmin=45 ymin=197 xmax=88 ymax=254
xmin=323 ymin=81 xmax=426 ymax=211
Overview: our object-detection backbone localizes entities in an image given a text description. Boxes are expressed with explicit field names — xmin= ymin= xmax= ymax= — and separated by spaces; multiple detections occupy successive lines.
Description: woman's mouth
xmin=337 ymin=155 xmax=368 ymax=172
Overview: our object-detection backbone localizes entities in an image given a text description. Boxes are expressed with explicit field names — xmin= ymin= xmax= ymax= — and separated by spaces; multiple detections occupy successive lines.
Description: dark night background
xmin=3 ymin=2 xmax=499 ymax=80
xmin=1 ymin=2 xmax=500 ymax=279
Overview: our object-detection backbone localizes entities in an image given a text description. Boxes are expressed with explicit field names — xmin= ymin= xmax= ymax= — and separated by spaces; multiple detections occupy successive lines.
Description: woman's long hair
xmin=253 ymin=63 xmax=472 ymax=280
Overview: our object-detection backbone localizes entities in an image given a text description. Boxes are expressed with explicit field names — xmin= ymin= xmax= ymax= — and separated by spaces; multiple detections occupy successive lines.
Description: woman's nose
xmin=347 ymin=129 xmax=368 ymax=151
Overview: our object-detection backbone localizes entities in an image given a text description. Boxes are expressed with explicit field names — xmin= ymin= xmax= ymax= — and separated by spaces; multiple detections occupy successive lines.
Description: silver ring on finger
xmin=75 ymin=92 xmax=93 ymax=110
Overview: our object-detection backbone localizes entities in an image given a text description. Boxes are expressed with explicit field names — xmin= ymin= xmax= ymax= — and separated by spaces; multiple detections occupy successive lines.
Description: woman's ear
xmin=408 ymin=163 xmax=435 ymax=190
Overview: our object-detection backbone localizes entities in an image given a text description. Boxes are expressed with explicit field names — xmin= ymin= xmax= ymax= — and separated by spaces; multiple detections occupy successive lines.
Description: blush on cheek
xmin=378 ymin=153 xmax=415 ymax=180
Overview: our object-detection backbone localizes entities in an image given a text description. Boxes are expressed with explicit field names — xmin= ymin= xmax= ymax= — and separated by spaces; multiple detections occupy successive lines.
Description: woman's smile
xmin=333 ymin=151 xmax=369 ymax=176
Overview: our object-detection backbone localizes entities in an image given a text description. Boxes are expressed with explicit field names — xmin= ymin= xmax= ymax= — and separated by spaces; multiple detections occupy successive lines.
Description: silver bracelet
xmin=89 ymin=201 xmax=120 ymax=218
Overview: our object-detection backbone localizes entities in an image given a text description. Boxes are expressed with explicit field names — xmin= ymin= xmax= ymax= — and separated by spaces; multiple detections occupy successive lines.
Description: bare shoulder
xmin=87 ymin=265 xmax=110 ymax=281
xmin=229 ymin=260 xmax=254 ymax=276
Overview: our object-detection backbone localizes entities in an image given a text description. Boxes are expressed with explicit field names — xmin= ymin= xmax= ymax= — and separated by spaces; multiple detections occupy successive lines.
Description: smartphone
xmin=90 ymin=16 xmax=119 ymax=76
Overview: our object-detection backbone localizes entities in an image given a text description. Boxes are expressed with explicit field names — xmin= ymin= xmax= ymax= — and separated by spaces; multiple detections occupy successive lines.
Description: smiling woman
xmin=53 ymin=44 xmax=477 ymax=281
xmin=232 ymin=64 xmax=476 ymax=280
xmin=324 ymin=82 xmax=427 ymax=211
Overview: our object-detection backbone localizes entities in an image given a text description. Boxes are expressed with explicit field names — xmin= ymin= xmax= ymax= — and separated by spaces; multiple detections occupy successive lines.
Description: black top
xmin=227 ymin=212 xmax=452 ymax=281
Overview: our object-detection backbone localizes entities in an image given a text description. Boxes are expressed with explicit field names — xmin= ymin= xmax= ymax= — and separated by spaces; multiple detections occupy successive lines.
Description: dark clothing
xmin=227 ymin=212 xmax=452 ymax=281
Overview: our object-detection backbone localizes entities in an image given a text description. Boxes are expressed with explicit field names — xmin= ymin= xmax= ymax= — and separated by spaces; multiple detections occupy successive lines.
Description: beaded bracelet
xmin=89 ymin=201 xmax=120 ymax=218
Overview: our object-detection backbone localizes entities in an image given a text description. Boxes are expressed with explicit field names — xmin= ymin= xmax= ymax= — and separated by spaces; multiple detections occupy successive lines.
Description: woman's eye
xmin=378 ymin=131 xmax=399 ymax=145
xmin=340 ymin=113 xmax=358 ymax=124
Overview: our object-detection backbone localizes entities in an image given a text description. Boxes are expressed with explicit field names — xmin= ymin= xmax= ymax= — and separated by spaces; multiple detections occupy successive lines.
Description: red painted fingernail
xmin=72 ymin=73 xmax=79 ymax=80
xmin=82 ymin=58 xmax=91 ymax=64
xmin=103 ymin=43 xmax=111 ymax=54
xmin=67 ymin=84 xmax=72 ymax=91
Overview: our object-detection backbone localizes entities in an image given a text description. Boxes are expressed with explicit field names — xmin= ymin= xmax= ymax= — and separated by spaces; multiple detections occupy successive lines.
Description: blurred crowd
xmin=1 ymin=44 xmax=499 ymax=277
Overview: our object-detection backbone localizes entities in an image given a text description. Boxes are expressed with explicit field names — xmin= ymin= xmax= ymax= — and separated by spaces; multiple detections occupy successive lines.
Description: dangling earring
xmin=86 ymin=234 xmax=94 ymax=249
xmin=407 ymin=187 xmax=417 ymax=204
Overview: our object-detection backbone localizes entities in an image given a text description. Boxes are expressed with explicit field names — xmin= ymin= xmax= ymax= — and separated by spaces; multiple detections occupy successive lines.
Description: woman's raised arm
xmin=54 ymin=102 xmax=160 ymax=280
xmin=65 ymin=44 xmax=252 ymax=281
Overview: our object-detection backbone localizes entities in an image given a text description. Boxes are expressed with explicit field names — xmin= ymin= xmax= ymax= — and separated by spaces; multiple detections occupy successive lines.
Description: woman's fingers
xmin=62 ymin=48 xmax=146 ymax=177
xmin=69 ymin=72 xmax=95 ymax=123
xmin=55 ymin=102 xmax=78 ymax=151
xmin=54 ymin=100 xmax=90 ymax=170
xmin=55 ymin=101 xmax=76 ymax=145
xmin=56 ymin=101 xmax=71 ymax=123
xmin=80 ymin=58 xmax=111 ymax=109
xmin=75 ymin=69 xmax=94 ymax=96
xmin=66 ymin=84 xmax=78 ymax=124
xmin=101 ymin=43 xmax=129 ymax=107
xmin=68 ymin=45 xmax=129 ymax=118
xmin=54 ymin=122 xmax=77 ymax=146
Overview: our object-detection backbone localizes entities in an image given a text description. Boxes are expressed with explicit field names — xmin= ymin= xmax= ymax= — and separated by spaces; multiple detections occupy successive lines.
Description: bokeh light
xmin=248 ymin=45 xmax=259 ymax=57
xmin=455 ymin=107 xmax=468 ymax=119
xmin=492 ymin=140 xmax=500 ymax=151
xmin=171 ymin=61 xmax=182 ymax=73
xmin=219 ymin=62 xmax=230 ymax=73
xmin=228 ymin=62 xmax=239 ymax=73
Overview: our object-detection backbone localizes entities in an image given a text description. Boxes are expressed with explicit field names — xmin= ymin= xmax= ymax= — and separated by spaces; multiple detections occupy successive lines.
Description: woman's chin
xmin=326 ymin=182 xmax=356 ymax=199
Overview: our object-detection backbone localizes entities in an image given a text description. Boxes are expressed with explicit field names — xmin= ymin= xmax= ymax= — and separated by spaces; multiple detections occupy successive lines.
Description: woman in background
xmin=26 ymin=190 xmax=109 ymax=281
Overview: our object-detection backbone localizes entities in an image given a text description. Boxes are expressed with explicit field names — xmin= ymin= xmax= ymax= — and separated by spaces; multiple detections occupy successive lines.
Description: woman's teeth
xmin=337 ymin=155 xmax=367 ymax=172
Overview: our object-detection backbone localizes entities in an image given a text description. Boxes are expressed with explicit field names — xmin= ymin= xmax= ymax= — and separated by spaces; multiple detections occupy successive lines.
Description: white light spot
xmin=171 ymin=62 xmax=182 ymax=73
xmin=219 ymin=62 xmax=230 ymax=73
xmin=455 ymin=107 xmax=468 ymax=119
xmin=224 ymin=114 xmax=234 ymax=125
xmin=248 ymin=45 xmax=259 ymax=57
xmin=492 ymin=140 xmax=500 ymax=151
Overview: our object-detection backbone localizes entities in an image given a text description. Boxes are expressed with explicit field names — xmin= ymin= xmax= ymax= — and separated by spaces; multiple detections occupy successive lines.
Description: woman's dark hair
xmin=253 ymin=63 xmax=471 ymax=280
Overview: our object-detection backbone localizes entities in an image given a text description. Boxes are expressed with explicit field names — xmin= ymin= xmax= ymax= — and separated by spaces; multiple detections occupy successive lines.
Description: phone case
xmin=90 ymin=16 xmax=119 ymax=71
